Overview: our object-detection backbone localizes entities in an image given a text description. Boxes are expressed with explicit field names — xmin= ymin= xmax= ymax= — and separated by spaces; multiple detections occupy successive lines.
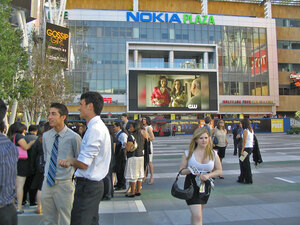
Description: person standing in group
xmin=7 ymin=122 xmax=36 ymax=214
xmin=113 ymin=121 xmax=128 ymax=190
xmin=59 ymin=92 xmax=111 ymax=225
xmin=142 ymin=116 xmax=155 ymax=184
xmin=212 ymin=120 xmax=227 ymax=179
xmin=124 ymin=121 xmax=148 ymax=197
xmin=237 ymin=118 xmax=254 ymax=184
xmin=179 ymin=128 xmax=222 ymax=225
xmin=41 ymin=103 xmax=81 ymax=225
xmin=0 ymin=99 xmax=18 ymax=225
xmin=121 ymin=113 xmax=130 ymax=132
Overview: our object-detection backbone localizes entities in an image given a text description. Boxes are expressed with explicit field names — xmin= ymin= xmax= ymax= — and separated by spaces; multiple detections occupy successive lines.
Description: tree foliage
xmin=0 ymin=0 xmax=29 ymax=102
xmin=295 ymin=111 xmax=300 ymax=120
xmin=20 ymin=35 xmax=73 ymax=124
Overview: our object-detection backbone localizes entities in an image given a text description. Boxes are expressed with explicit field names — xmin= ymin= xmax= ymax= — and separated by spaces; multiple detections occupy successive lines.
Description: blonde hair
xmin=187 ymin=127 xmax=213 ymax=161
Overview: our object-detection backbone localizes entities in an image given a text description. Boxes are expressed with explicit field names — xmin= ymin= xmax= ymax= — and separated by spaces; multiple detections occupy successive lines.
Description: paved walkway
xmin=18 ymin=133 xmax=300 ymax=225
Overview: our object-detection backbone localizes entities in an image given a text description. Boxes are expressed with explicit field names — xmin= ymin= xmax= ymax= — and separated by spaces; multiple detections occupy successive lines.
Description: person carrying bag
xmin=174 ymin=127 xmax=222 ymax=225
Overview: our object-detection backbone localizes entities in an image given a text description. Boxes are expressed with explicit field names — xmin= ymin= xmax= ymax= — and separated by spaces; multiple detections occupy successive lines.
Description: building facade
xmin=65 ymin=0 xmax=300 ymax=119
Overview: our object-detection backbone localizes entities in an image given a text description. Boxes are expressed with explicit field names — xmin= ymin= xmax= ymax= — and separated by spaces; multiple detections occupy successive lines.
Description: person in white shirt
xmin=237 ymin=118 xmax=254 ymax=184
xmin=59 ymin=92 xmax=111 ymax=225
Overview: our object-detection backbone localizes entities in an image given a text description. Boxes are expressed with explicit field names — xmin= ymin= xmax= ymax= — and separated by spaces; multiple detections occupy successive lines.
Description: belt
xmin=0 ymin=203 xmax=12 ymax=209
xmin=75 ymin=177 xmax=101 ymax=183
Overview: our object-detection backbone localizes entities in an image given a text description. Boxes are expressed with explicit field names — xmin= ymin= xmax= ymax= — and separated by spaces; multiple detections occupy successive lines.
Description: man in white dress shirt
xmin=59 ymin=92 xmax=111 ymax=225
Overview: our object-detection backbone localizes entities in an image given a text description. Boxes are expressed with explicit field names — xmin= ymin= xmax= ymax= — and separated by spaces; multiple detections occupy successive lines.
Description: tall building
xmin=65 ymin=0 xmax=300 ymax=119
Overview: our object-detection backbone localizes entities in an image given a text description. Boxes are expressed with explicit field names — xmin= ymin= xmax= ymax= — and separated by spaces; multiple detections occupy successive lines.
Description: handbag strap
xmin=13 ymin=134 xmax=16 ymax=144
xmin=175 ymin=168 xmax=186 ymax=181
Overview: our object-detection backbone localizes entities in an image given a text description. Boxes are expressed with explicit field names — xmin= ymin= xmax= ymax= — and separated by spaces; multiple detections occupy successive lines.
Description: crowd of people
xmin=0 ymin=93 xmax=157 ymax=225
xmin=0 ymin=94 xmax=261 ymax=225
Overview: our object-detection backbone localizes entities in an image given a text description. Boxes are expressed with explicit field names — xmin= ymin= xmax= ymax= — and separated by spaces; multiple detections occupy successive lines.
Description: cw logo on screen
xmin=187 ymin=104 xmax=198 ymax=109
xmin=46 ymin=29 xmax=69 ymax=46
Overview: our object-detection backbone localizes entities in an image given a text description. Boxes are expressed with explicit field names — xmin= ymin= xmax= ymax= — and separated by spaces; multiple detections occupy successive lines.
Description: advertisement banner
xmin=45 ymin=22 xmax=70 ymax=69
xmin=271 ymin=119 xmax=284 ymax=133
xmin=128 ymin=71 xmax=218 ymax=113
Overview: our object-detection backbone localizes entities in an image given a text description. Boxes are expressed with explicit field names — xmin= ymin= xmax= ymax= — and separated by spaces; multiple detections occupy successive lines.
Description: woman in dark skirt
xmin=179 ymin=128 xmax=222 ymax=225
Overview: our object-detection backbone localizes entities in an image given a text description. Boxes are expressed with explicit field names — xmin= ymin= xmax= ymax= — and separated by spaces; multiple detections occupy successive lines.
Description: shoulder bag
xmin=13 ymin=135 xmax=28 ymax=159
xmin=212 ymin=135 xmax=218 ymax=145
xmin=171 ymin=169 xmax=194 ymax=200
xmin=128 ymin=135 xmax=138 ymax=152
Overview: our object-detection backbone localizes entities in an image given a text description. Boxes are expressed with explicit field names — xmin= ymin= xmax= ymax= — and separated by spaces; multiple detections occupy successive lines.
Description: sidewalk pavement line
xmin=274 ymin=177 xmax=296 ymax=184
xmin=135 ymin=200 xmax=147 ymax=212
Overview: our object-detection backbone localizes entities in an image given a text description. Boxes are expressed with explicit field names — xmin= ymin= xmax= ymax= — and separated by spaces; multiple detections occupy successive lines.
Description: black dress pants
xmin=238 ymin=147 xmax=253 ymax=183
xmin=115 ymin=158 xmax=126 ymax=188
xmin=71 ymin=178 xmax=104 ymax=225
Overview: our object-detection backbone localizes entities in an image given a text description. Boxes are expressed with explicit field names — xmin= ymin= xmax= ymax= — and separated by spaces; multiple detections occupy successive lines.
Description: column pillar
xmin=134 ymin=50 xmax=138 ymax=67
xmin=169 ymin=50 xmax=174 ymax=68
xmin=204 ymin=52 xmax=208 ymax=69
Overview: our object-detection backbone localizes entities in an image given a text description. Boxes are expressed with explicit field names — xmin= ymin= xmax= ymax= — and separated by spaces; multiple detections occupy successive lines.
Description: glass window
xmin=133 ymin=28 xmax=139 ymax=38
xmin=97 ymin=27 xmax=103 ymax=37
xmin=170 ymin=28 xmax=175 ymax=39
xmin=290 ymin=19 xmax=300 ymax=27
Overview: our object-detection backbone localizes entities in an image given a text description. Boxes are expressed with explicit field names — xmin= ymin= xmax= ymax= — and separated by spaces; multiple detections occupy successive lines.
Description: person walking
xmin=232 ymin=124 xmax=239 ymax=156
xmin=237 ymin=118 xmax=254 ymax=184
xmin=0 ymin=99 xmax=18 ymax=225
xmin=41 ymin=103 xmax=81 ymax=225
xmin=179 ymin=128 xmax=222 ymax=225
xmin=59 ymin=92 xmax=111 ymax=225
xmin=142 ymin=116 xmax=155 ymax=184
xmin=212 ymin=120 xmax=228 ymax=179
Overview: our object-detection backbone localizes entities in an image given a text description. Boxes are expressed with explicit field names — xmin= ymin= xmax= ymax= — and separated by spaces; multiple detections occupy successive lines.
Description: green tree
xmin=295 ymin=111 xmax=300 ymax=120
xmin=0 ymin=0 xmax=29 ymax=102
xmin=20 ymin=35 xmax=73 ymax=125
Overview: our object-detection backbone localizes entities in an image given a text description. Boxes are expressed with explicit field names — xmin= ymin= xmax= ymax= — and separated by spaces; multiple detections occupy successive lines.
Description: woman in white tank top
xmin=179 ymin=128 xmax=222 ymax=225
xmin=237 ymin=118 xmax=254 ymax=184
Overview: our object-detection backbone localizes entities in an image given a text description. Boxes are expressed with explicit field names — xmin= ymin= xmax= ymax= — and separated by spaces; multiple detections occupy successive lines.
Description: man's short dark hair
xmin=50 ymin=103 xmax=68 ymax=122
xmin=28 ymin=125 xmax=39 ymax=133
xmin=204 ymin=116 xmax=211 ymax=124
xmin=0 ymin=98 xmax=7 ymax=121
xmin=0 ymin=121 xmax=6 ymax=133
xmin=113 ymin=121 xmax=122 ymax=128
xmin=121 ymin=113 xmax=128 ymax=118
xmin=81 ymin=92 xmax=103 ymax=115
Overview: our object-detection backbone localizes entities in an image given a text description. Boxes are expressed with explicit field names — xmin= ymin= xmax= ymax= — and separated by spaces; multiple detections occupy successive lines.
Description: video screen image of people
xmin=137 ymin=74 xmax=210 ymax=110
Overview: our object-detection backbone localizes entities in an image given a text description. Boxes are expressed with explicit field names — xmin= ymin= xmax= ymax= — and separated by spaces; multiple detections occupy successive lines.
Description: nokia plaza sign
xmin=127 ymin=12 xmax=215 ymax=25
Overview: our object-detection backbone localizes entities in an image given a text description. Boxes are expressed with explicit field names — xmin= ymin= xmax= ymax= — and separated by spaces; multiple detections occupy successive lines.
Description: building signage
xmin=222 ymin=100 xmax=274 ymax=104
xmin=45 ymin=22 xmax=70 ymax=69
xmin=127 ymin=12 xmax=215 ymax=25
xmin=290 ymin=73 xmax=300 ymax=80
xmin=271 ymin=119 xmax=284 ymax=133
xmin=251 ymin=48 xmax=268 ymax=75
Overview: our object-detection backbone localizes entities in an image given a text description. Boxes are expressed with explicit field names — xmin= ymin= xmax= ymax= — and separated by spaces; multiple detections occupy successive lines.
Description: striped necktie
xmin=47 ymin=134 xmax=59 ymax=187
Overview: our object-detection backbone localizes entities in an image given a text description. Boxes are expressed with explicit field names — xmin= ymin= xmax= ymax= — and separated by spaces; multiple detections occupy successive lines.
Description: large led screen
xmin=128 ymin=71 xmax=218 ymax=113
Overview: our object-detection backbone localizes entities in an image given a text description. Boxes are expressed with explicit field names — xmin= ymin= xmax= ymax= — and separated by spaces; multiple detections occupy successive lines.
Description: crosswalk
xmin=19 ymin=133 xmax=300 ymax=225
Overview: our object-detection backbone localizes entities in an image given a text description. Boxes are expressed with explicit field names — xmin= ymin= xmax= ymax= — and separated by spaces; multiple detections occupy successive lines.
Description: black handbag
xmin=171 ymin=169 xmax=194 ymax=200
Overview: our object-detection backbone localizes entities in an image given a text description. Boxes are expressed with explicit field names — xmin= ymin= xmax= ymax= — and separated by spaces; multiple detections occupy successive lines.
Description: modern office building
xmin=65 ymin=0 xmax=300 ymax=119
